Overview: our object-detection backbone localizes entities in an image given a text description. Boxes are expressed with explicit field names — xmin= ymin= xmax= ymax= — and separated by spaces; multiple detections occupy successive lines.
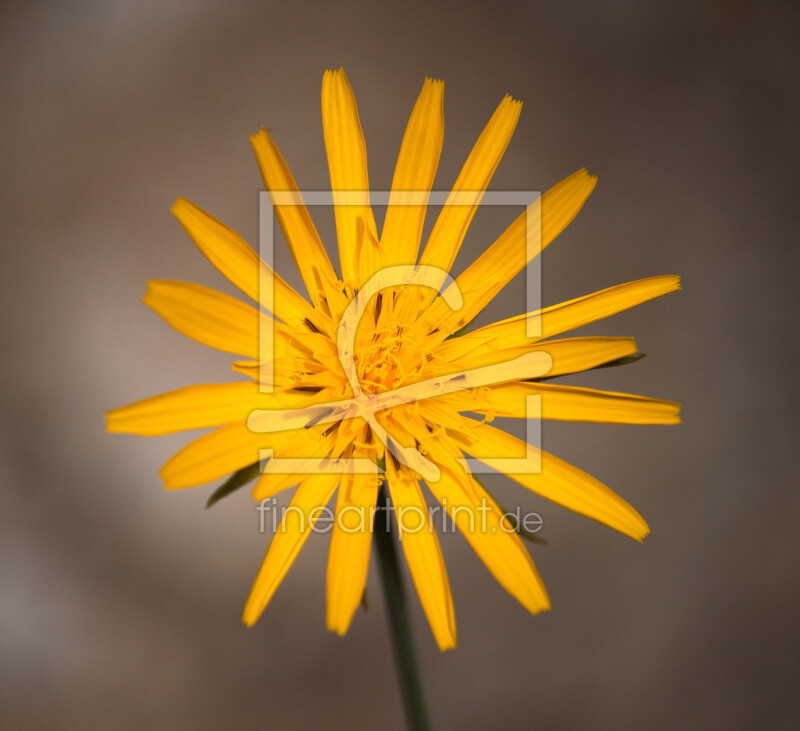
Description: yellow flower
xmin=107 ymin=68 xmax=680 ymax=651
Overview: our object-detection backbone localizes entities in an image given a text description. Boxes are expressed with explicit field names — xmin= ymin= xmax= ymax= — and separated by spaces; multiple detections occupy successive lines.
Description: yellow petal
xmin=326 ymin=470 xmax=379 ymax=635
xmin=321 ymin=68 xmax=377 ymax=286
xmin=232 ymin=358 xmax=346 ymax=391
xmin=161 ymin=423 xmax=267 ymax=489
xmin=421 ymin=442 xmax=550 ymax=615
xmin=250 ymin=129 xmax=341 ymax=308
xmin=418 ymin=94 xmax=522 ymax=275
xmin=107 ymin=382 xmax=261 ymax=436
xmin=380 ymin=78 xmax=445 ymax=268
xmin=160 ymin=422 xmax=318 ymax=490
xmin=436 ymin=381 xmax=681 ymax=424
xmin=252 ymin=470 xmax=306 ymax=502
xmin=464 ymin=422 xmax=649 ymax=540
xmin=433 ymin=336 xmax=639 ymax=380
xmin=356 ymin=215 xmax=382 ymax=290
xmin=459 ymin=275 xmax=682 ymax=349
xmin=248 ymin=420 xmax=343 ymax=501
xmin=243 ymin=473 xmax=340 ymax=626
xmin=387 ymin=472 xmax=457 ymax=651
xmin=171 ymin=197 xmax=316 ymax=326
xmin=143 ymin=280 xmax=280 ymax=359
xmin=106 ymin=382 xmax=334 ymax=436
xmin=424 ymin=169 xmax=597 ymax=335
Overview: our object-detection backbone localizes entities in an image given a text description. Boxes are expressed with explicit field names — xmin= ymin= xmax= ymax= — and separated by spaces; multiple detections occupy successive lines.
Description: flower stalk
xmin=374 ymin=480 xmax=431 ymax=731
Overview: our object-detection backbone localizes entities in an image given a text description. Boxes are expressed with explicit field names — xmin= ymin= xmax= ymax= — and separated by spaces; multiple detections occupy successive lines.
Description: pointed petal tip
xmin=529 ymin=575 xmax=552 ymax=614
xmin=103 ymin=408 xmax=143 ymax=435
xmin=519 ymin=588 xmax=551 ymax=616
xmin=159 ymin=472 xmax=177 ymax=491
xmin=627 ymin=514 xmax=650 ymax=542
xmin=159 ymin=463 xmax=196 ymax=491
xmin=617 ymin=509 xmax=650 ymax=542
xmin=325 ymin=621 xmax=349 ymax=637
xmin=242 ymin=593 xmax=267 ymax=627
xmin=647 ymin=274 xmax=682 ymax=295
xmin=103 ymin=411 xmax=118 ymax=433
xmin=436 ymin=637 xmax=458 ymax=652
xmin=140 ymin=279 xmax=171 ymax=307
xmin=324 ymin=66 xmax=347 ymax=80
xmin=569 ymin=167 xmax=597 ymax=186
xmin=141 ymin=280 xmax=155 ymax=302
xmin=170 ymin=196 xmax=192 ymax=215
xmin=530 ymin=599 xmax=552 ymax=615
xmin=241 ymin=610 xmax=259 ymax=628
xmin=663 ymin=400 xmax=682 ymax=425
xmin=542 ymin=168 xmax=598 ymax=211
xmin=499 ymin=93 xmax=523 ymax=113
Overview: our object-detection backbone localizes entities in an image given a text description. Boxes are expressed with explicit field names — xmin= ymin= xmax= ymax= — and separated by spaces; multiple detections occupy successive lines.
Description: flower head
xmin=107 ymin=68 xmax=680 ymax=650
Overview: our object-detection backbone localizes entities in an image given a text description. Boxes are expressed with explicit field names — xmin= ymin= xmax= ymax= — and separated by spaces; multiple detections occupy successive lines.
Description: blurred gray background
xmin=2 ymin=1 xmax=799 ymax=728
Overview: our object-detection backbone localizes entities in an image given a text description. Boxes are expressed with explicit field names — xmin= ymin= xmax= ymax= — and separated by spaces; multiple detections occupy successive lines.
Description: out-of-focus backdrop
xmin=2 ymin=1 xmax=799 ymax=728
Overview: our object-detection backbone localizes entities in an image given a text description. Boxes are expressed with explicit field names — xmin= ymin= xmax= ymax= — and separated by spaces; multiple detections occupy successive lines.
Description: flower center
xmin=354 ymin=325 xmax=429 ymax=395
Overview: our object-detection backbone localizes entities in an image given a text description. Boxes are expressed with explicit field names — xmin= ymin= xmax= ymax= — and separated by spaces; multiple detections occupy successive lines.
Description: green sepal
xmin=445 ymin=316 xmax=478 ymax=340
xmin=497 ymin=508 xmax=548 ymax=545
xmin=527 ymin=352 xmax=647 ymax=383
xmin=206 ymin=460 xmax=266 ymax=508
xmin=590 ymin=352 xmax=647 ymax=370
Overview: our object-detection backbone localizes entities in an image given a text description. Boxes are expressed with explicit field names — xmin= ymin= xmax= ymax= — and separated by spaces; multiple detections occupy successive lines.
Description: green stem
xmin=374 ymin=482 xmax=431 ymax=731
